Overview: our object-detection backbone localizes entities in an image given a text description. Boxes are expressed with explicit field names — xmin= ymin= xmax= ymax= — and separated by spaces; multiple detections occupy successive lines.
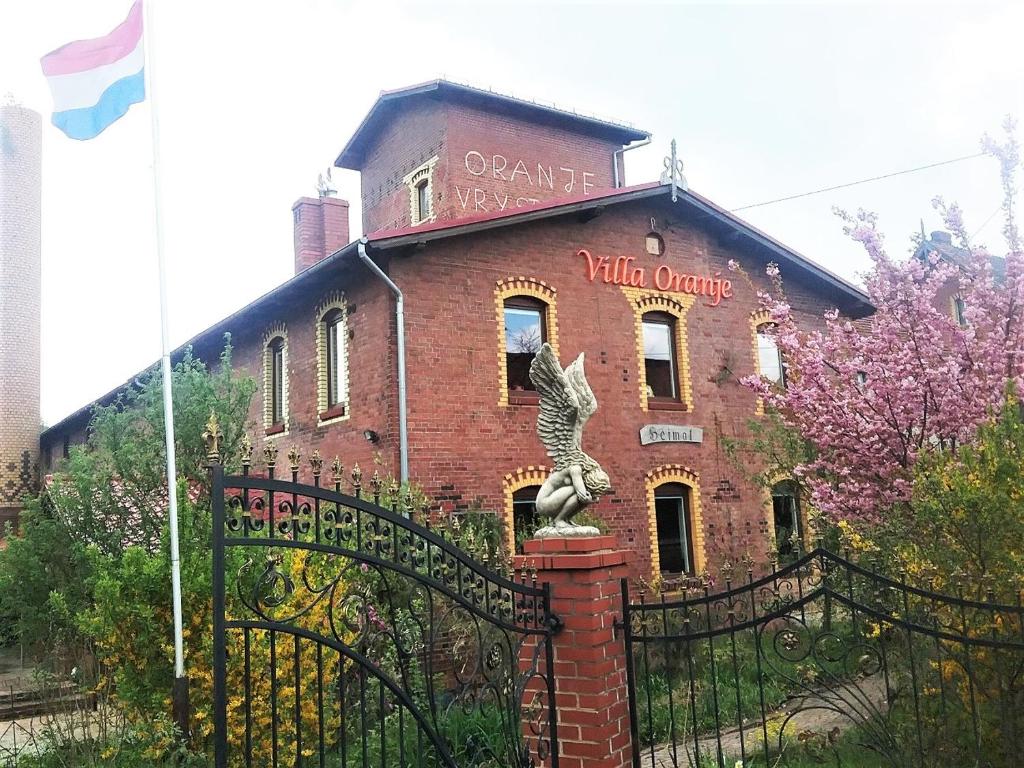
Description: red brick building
xmin=40 ymin=80 xmax=873 ymax=578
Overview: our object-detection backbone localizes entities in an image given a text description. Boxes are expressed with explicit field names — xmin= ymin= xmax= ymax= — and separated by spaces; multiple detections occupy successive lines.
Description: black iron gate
xmin=210 ymin=443 xmax=560 ymax=768
xmin=620 ymin=548 xmax=1024 ymax=768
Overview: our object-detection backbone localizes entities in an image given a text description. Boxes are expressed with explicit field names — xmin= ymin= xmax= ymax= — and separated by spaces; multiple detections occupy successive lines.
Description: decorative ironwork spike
xmin=331 ymin=456 xmax=343 ymax=484
xmin=389 ymin=479 xmax=400 ymax=500
xmin=741 ymin=551 xmax=754 ymax=574
xmin=239 ymin=433 xmax=253 ymax=467
xmin=309 ymin=450 xmax=323 ymax=477
xmin=403 ymin=486 xmax=414 ymax=511
xmin=720 ymin=560 xmax=734 ymax=582
xmin=202 ymin=411 xmax=223 ymax=465
xmin=452 ymin=514 xmax=461 ymax=532
xmin=263 ymin=442 xmax=279 ymax=468
xmin=351 ymin=463 xmax=362 ymax=491
xmin=287 ymin=446 xmax=301 ymax=473
xmin=370 ymin=470 xmax=383 ymax=496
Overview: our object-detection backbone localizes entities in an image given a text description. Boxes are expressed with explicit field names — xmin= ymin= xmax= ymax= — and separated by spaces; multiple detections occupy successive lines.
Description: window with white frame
xmin=757 ymin=324 xmax=785 ymax=386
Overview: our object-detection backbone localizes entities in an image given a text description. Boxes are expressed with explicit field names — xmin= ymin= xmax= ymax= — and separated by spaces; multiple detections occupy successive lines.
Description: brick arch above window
xmin=403 ymin=156 xmax=438 ymax=226
xmin=502 ymin=465 xmax=550 ymax=555
xmin=750 ymin=309 xmax=780 ymax=415
xmin=644 ymin=464 xmax=705 ymax=579
xmin=495 ymin=278 xmax=559 ymax=407
xmin=262 ymin=323 xmax=289 ymax=437
xmin=314 ymin=292 xmax=350 ymax=426
xmin=621 ymin=287 xmax=695 ymax=412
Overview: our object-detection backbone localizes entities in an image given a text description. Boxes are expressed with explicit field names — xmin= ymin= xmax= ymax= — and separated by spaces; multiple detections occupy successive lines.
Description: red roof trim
xmin=367 ymin=182 xmax=664 ymax=242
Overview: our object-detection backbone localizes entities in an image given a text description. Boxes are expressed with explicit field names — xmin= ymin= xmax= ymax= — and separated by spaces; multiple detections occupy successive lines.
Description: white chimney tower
xmin=0 ymin=103 xmax=42 ymax=531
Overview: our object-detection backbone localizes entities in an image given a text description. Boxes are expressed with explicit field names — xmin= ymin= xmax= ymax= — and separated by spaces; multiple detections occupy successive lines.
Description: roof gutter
xmin=613 ymin=138 xmax=652 ymax=188
xmin=357 ymin=238 xmax=409 ymax=484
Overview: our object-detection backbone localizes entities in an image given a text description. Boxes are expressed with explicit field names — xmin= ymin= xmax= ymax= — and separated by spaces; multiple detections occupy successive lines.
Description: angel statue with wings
xmin=528 ymin=343 xmax=612 ymax=537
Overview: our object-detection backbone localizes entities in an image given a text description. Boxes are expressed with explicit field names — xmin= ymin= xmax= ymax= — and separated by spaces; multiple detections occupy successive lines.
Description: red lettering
xmin=580 ymin=249 xmax=609 ymax=282
xmin=578 ymin=249 xmax=732 ymax=303
xmin=654 ymin=264 xmax=673 ymax=291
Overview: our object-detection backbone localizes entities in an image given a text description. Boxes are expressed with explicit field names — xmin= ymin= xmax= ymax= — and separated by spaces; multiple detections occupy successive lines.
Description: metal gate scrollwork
xmin=209 ymin=433 xmax=560 ymax=768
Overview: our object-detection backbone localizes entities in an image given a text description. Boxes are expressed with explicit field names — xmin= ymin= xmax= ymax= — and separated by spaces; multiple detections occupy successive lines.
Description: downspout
xmin=357 ymin=238 xmax=409 ymax=484
xmin=613 ymin=137 xmax=652 ymax=188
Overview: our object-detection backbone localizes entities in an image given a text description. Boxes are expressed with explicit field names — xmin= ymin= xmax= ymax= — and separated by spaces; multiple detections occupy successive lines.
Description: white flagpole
xmin=141 ymin=0 xmax=188 ymax=727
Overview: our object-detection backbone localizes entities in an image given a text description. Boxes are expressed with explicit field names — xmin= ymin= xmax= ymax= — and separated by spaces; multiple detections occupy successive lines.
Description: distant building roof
xmin=915 ymin=229 xmax=1006 ymax=280
xmin=335 ymin=79 xmax=651 ymax=169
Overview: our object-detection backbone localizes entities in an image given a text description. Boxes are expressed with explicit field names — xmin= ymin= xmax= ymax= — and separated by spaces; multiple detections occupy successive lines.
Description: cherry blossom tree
xmin=743 ymin=119 xmax=1024 ymax=524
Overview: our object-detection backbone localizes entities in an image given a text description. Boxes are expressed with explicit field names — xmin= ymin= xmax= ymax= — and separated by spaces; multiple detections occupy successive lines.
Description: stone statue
xmin=529 ymin=343 xmax=612 ymax=537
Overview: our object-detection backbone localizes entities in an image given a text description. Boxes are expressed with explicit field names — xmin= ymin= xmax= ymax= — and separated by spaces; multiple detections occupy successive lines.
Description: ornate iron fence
xmin=620 ymin=548 xmax=1024 ymax=768
xmin=1 ymin=718 xmax=38 ymax=767
xmin=210 ymin=438 xmax=560 ymax=768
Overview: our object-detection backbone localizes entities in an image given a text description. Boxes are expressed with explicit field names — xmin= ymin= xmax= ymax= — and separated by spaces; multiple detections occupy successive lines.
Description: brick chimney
xmin=292 ymin=195 xmax=350 ymax=274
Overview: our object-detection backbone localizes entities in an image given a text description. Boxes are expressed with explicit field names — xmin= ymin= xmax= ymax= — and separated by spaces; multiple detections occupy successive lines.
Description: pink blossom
xmin=746 ymin=166 xmax=1024 ymax=526
xmin=728 ymin=259 xmax=740 ymax=272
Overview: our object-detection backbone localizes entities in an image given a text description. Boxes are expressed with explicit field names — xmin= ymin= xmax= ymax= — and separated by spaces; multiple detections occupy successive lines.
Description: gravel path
xmin=642 ymin=674 xmax=887 ymax=767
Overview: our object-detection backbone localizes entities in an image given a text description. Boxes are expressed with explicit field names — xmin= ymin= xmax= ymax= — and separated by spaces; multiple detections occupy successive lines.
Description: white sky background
xmin=1 ymin=0 xmax=1022 ymax=426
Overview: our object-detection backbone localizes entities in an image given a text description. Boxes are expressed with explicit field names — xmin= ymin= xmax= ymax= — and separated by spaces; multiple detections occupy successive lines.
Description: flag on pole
xmin=40 ymin=1 xmax=144 ymax=140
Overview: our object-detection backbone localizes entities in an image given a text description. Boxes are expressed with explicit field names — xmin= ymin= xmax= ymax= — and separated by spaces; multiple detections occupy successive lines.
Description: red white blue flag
xmin=40 ymin=1 xmax=144 ymax=140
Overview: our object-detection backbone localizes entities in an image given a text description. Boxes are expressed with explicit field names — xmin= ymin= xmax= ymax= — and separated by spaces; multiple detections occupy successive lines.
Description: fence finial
xmin=263 ymin=442 xmax=278 ymax=469
xmin=287 ymin=446 xmax=301 ymax=473
xmin=239 ymin=433 xmax=253 ymax=467
xmin=203 ymin=411 xmax=223 ymax=465
xmin=310 ymin=450 xmax=323 ymax=478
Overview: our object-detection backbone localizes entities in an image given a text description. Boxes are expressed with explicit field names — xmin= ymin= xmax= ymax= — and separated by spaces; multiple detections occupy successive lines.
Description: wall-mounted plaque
xmin=640 ymin=424 xmax=704 ymax=446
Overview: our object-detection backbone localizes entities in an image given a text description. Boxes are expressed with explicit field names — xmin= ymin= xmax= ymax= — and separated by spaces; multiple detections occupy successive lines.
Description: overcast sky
xmin=2 ymin=0 xmax=1021 ymax=426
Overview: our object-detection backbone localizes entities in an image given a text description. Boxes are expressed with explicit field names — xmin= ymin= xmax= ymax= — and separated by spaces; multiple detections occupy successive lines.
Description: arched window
xmin=654 ymin=482 xmax=695 ymax=575
xmin=265 ymin=335 xmax=287 ymax=433
xmin=757 ymin=323 xmax=785 ymax=386
xmin=953 ymin=296 xmax=967 ymax=328
xmin=323 ymin=308 xmax=347 ymax=413
xmin=511 ymin=485 xmax=541 ymax=554
xmin=504 ymin=296 xmax=547 ymax=394
xmin=772 ymin=480 xmax=802 ymax=558
xmin=404 ymin=157 xmax=437 ymax=226
xmin=415 ymin=179 xmax=430 ymax=223
xmin=642 ymin=311 xmax=679 ymax=402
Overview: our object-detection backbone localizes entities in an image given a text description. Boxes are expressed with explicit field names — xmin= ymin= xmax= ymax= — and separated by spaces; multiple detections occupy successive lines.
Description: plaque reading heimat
xmin=640 ymin=424 xmax=704 ymax=446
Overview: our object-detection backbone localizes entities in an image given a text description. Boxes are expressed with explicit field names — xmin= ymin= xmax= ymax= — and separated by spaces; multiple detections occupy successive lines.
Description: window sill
xmin=648 ymin=398 xmax=687 ymax=412
xmin=319 ymin=404 xmax=348 ymax=421
xmin=509 ymin=392 xmax=541 ymax=406
xmin=265 ymin=423 xmax=285 ymax=436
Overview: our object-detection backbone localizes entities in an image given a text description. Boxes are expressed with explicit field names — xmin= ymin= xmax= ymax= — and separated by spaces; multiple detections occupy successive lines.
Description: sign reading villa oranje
xmin=579 ymin=248 xmax=734 ymax=307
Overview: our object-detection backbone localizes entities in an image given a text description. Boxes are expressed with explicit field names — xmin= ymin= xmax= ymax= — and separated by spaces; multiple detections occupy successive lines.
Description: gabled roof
xmin=335 ymin=79 xmax=650 ymax=169
xmin=41 ymin=181 xmax=872 ymax=440
xmin=366 ymin=182 xmax=872 ymax=314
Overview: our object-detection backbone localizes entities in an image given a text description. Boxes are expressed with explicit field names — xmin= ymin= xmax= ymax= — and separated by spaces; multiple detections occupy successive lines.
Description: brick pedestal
xmin=515 ymin=535 xmax=633 ymax=768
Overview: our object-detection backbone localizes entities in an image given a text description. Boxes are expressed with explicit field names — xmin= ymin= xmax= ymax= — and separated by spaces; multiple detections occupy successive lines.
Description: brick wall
xmin=38 ymin=192 xmax=845 ymax=579
xmin=357 ymin=96 xmax=624 ymax=234
xmin=390 ymin=196 xmax=837 ymax=577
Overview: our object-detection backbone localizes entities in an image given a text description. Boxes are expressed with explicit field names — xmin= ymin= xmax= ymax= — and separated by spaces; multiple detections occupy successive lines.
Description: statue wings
xmin=529 ymin=344 xmax=597 ymax=469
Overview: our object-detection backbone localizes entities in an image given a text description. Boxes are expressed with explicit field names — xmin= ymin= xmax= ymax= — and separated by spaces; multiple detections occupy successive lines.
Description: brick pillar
xmin=516 ymin=535 xmax=633 ymax=768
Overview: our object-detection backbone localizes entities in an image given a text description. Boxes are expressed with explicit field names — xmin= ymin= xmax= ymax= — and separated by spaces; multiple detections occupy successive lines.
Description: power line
xmin=730 ymin=152 xmax=987 ymax=212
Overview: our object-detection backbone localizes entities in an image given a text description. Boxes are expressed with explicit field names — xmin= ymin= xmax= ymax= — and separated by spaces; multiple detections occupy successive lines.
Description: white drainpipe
xmin=357 ymin=238 xmax=409 ymax=484
xmin=613 ymin=137 xmax=652 ymax=188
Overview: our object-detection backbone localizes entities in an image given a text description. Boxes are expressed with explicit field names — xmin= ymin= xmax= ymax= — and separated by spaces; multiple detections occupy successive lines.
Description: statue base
xmin=533 ymin=523 xmax=602 ymax=539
